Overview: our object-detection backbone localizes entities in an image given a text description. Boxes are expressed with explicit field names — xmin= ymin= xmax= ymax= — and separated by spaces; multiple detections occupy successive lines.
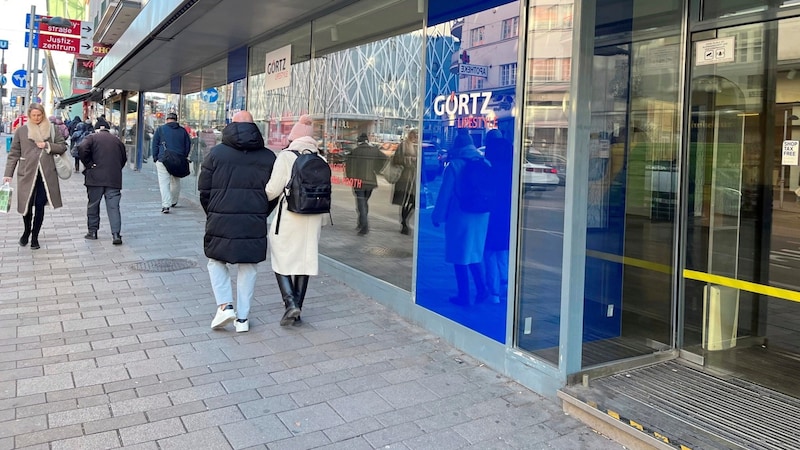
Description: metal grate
xmin=596 ymin=360 xmax=800 ymax=450
xmin=130 ymin=258 xmax=196 ymax=272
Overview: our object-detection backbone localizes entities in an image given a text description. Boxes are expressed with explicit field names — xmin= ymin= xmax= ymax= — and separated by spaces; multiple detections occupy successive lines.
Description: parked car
xmin=527 ymin=152 xmax=567 ymax=186
xmin=324 ymin=139 xmax=357 ymax=164
xmin=522 ymin=157 xmax=559 ymax=196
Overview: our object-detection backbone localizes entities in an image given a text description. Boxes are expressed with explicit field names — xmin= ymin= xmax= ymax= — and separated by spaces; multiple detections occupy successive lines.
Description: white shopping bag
xmin=0 ymin=182 xmax=13 ymax=213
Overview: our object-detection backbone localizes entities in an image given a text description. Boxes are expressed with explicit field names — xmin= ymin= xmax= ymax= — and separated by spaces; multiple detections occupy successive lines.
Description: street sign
xmin=27 ymin=32 xmax=91 ymax=55
xmin=11 ymin=88 xmax=26 ymax=98
xmin=201 ymin=88 xmax=219 ymax=103
xmin=0 ymin=75 xmax=5 ymax=86
xmin=11 ymin=70 xmax=26 ymax=88
xmin=0 ymin=40 xmax=7 ymax=50
xmin=27 ymin=14 xmax=93 ymax=39
xmin=9 ymin=97 xmax=15 ymax=107
xmin=458 ymin=63 xmax=489 ymax=78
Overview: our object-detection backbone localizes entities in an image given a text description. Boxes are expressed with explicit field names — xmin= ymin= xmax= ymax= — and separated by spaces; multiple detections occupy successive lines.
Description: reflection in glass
xmin=517 ymin=0 xmax=572 ymax=362
xmin=247 ymin=23 xmax=421 ymax=291
xmin=416 ymin=2 xmax=518 ymax=343
xmin=684 ymin=18 xmax=800 ymax=397
xmin=571 ymin=0 xmax=682 ymax=368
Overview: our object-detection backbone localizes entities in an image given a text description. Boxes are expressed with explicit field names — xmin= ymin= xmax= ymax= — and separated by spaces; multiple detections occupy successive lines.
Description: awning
xmin=57 ymin=89 xmax=104 ymax=109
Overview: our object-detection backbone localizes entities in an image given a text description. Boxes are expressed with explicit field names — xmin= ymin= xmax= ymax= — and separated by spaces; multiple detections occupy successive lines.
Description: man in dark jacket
xmin=198 ymin=110 xmax=278 ymax=332
xmin=151 ymin=112 xmax=191 ymax=214
xmin=345 ymin=133 xmax=386 ymax=235
xmin=77 ymin=126 xmax=128 ymax=245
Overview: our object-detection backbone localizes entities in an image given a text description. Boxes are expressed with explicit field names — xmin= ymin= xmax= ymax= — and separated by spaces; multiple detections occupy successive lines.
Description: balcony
xmin=94 ymin=0 xmax=142 ymax=45
xmin=451 ymin=18 xmax=463 ymax=40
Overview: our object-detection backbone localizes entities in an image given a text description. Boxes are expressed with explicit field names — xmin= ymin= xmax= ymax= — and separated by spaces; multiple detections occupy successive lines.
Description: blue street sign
xmin=201 ymin=88 xmax=219 ymax=103
xmin=0 ymin=40 xmax=8 ymax=50
xmin=11 ymin=70 xmax=26 ymax=88
xmin=9 ymin=97 xmax=16 ymax=107
xmin=24 ymin=32 xmax=39 ymax=49
xmin=25 ymin=14 xmax=43 ymax=29
xmin=0 ymin=75 xmax=6 ymax=86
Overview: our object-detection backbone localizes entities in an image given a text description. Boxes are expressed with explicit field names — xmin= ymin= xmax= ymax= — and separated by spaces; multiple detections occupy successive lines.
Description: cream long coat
xmin=266 ymin=136 xmax=326 ymax=276
xmin=4 ymin=123 xmax=68 ymax=214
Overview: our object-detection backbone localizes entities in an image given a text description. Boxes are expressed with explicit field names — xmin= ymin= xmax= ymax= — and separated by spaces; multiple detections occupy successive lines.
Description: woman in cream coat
xmin=266 ymin=135 xmax=326 ymax=326
xmin=3 ymin=103 xmax=68 ymax=250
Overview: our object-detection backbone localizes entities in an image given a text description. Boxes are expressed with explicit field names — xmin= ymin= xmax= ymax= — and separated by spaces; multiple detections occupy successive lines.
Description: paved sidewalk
xmin=0 ymin=151 xmax=620 ymax=449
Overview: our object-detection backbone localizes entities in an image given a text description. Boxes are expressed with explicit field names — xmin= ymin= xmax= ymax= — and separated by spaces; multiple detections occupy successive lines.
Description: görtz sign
xmin=265 ymin=44 xmax=291 ymax=92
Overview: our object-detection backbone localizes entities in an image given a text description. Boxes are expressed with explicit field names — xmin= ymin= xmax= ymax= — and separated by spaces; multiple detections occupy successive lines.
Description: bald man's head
xmin=232 ymin=111 xmax=254 ymax=123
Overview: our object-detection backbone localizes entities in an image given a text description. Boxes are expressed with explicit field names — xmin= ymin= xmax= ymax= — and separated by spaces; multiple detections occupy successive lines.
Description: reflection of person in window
xmin=432 ymin=134 xmax=490 ymax=305
xmin=391 ymin=129 xmax=418 ymax=235
xmin=346 ymin=133 xmax=386 ymax=235
xmin=483 ymin=130 xmax=512 ymax=304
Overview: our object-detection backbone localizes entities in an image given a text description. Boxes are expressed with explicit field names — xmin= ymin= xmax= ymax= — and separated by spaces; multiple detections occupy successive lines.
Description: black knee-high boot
xmin=275 ymin=273 xmax=301 ymax=326
xmin=292 ymin=275 xmax=309 ymax=324
xmin=19 ymin=212 xmax=32 ymax=246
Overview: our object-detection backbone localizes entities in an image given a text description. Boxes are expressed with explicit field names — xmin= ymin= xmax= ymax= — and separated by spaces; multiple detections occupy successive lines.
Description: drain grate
xmin=130 ymin=258 xmax=196 ymax=272
xmin=361 ymin=246 xmax=413 ymax=258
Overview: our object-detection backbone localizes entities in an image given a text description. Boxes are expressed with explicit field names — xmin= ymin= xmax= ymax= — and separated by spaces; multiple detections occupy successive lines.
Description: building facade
xmin=87 ymin=0 xmax=800 ymax=445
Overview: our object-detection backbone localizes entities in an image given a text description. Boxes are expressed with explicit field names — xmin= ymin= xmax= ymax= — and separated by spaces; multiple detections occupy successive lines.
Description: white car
xmin=522 ymin=158 xmax=559 ymax=196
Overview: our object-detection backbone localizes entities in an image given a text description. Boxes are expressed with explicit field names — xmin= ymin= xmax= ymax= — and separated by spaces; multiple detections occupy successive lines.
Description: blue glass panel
xmin=416 ymin=1 xmax=520 ymax=344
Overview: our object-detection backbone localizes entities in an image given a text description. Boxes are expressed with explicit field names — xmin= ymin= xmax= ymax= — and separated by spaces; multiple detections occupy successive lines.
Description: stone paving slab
xmin=0 ymin=146 xmax=621 ymax=449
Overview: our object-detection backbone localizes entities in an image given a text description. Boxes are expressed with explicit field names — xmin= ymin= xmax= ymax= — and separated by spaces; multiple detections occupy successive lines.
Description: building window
xmin=531 ymin=4 xmax=573 ymax=31
xmin=469 ymin=76 xmax=485 ymax=90
xmin=529 ymin=58 xmax=556 ymax=81
xmin=561 ymin=58 xmax=571 ymax=80
xmin=502 ymin=16 xmax=520 ymax=40
xmin=471 ymin=26 xmax=485 ymax=46
xmin=501 ymin=63 xmax=518 ymax=86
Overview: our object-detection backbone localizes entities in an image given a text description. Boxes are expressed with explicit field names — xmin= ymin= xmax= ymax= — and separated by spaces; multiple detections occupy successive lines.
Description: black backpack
xmin=276 ymin=150 xmax=332 ymax=234
xmin=456 ymin=158 xmax=493 ymax=213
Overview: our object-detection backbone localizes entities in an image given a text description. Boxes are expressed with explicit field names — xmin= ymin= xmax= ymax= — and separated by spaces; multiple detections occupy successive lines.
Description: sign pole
xmin=32 ymin=46 xmax=39 ymax=104
xmin=26 ymin=5 xmax=35 ymax=108
xmin=0 ymin=48 xmax=5 ymax=125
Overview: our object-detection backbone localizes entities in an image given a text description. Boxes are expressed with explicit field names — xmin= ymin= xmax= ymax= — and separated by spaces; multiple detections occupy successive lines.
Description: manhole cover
xmin=130 ymin=258 xmax=196 ymax=272
xmin=361 ymin=246 xmax=413 ymax=258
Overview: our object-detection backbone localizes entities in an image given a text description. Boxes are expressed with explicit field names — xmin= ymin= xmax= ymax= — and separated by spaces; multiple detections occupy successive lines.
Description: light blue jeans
xmin=207 ymin=259 xmax=258 ymax=320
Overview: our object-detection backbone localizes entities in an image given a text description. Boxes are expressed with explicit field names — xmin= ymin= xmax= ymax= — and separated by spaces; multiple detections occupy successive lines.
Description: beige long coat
xmin=4 ymin=123 xmax=68 ymax=214
xmin=266 ymin=136 xmax=325 ymax=276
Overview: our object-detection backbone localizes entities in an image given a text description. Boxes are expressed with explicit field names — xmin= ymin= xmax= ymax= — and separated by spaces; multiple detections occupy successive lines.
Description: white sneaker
xmin=235 ymin=319 xmax=249 ymax=333
xmin=211 ymin=305 xmax=236 ymax=329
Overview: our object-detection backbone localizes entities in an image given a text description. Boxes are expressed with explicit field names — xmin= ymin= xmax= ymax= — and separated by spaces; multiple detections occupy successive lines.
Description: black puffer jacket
xmin=199 ymin=122 xmax=278 ymax=263
xmin=78 ymin=130 xmax=127 ymax=189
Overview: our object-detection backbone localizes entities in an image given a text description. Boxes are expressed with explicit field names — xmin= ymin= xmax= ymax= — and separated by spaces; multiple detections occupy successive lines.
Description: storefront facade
xmin=92 ymin=0 xmax=800 ymax=406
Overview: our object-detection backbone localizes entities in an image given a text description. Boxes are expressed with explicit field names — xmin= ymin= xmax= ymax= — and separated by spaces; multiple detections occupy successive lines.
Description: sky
xmin=0 ymin=0 xmax=75 ymax=93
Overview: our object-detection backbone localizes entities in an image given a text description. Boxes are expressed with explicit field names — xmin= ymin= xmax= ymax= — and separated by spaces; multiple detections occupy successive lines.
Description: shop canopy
xmin=56 ymin=89 xmax=104 ymax=109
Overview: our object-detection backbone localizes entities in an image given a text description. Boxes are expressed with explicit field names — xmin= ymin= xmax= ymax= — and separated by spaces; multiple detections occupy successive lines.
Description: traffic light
xmin=0 ymin=63 xmax=6 ymax=74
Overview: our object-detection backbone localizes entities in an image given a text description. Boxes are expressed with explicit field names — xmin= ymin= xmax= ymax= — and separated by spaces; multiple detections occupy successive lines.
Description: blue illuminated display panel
xmin=416 ymin=0 xmax=519 ymax=343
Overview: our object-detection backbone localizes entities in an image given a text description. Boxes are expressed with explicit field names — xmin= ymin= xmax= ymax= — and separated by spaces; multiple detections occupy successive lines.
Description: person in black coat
xmin=77 ymin=126 xmax=128 ymax=245
xmin=198 ymin=111 xmax=278 ymax=332
xmin=151 ymin=112 xmax=191 ymax=213
xmin=345 ymin=133 xmax=386 ymax=235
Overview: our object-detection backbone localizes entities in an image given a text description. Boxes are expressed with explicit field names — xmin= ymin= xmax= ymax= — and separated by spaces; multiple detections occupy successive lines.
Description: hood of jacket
xmin=221 ymin=122 xmax=265 ymax=150
xmin=455 ymin=143 xmax=481 ymax=160
xmin=288 ymin=135 xmax=319 ymax=153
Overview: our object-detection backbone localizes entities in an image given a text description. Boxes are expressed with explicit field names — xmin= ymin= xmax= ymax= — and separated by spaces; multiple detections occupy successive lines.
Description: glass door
xmin=685 ymin=17 xmax=800 ymax=397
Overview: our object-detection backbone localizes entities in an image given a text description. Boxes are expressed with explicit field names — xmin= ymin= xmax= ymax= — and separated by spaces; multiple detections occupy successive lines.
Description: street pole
xmin=0 ymin=48 xmax=5 ymax=125
xmin=26 ymin=4 xmax=35 ymax=108
xmin=32 ymin=48 xmax=39 ymax=105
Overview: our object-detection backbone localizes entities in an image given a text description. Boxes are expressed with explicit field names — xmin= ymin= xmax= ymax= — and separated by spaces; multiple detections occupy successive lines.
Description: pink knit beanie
xmin=287 ymin=114 xmax=314 ymax=141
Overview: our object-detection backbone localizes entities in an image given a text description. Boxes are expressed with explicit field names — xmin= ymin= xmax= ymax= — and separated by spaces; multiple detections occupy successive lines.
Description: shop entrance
xmin=684 ymin=17 xmax=800 ymax=397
